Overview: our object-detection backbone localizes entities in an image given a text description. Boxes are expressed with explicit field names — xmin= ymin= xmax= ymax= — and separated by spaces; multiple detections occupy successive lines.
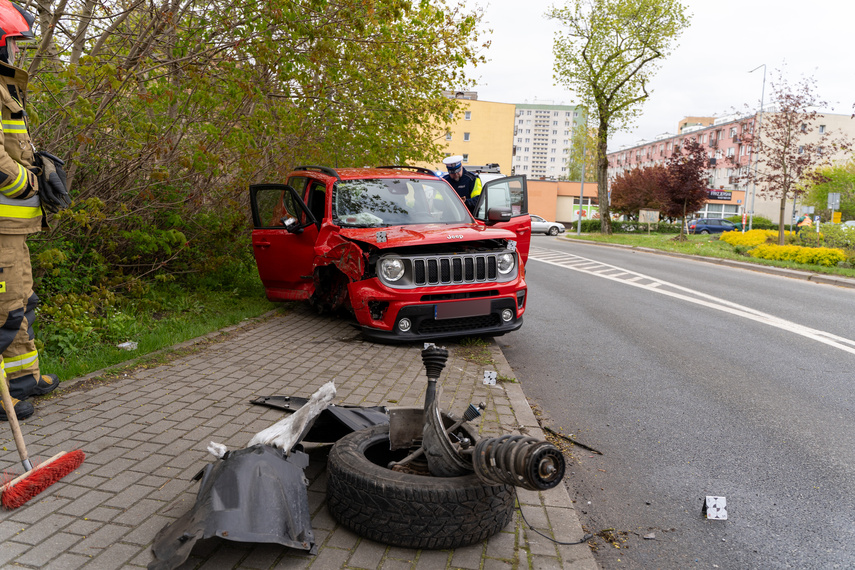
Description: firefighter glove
xmin=36 ymin=151 xmax=70 ymax=213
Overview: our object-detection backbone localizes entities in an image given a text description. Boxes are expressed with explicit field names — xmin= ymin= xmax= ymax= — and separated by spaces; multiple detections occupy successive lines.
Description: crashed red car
xmin=249 ymin=165 xmax=531 ymax=342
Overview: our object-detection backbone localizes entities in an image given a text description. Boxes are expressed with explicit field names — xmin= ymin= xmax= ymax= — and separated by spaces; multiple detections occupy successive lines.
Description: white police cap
xmin=442 ymin=155 xmax=463 ymax=173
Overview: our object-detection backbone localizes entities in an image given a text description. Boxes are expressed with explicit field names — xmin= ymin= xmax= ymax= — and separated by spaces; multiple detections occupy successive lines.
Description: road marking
xmin=528 ymin=246 xmax=855 ymax=356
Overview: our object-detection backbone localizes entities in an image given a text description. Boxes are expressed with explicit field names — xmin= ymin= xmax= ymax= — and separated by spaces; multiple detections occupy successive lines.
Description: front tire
xmin=548 ymin=226 xmax=559 ymax=236
xmin=326 ymin=424 xmax=515 ymax=550
xmin=700 ymin=229 xmax=710 ymax=235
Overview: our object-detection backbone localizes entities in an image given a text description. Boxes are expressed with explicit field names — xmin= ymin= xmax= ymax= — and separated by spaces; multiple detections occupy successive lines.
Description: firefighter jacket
xmin=0 ymin=60 xmax=40 ymax=234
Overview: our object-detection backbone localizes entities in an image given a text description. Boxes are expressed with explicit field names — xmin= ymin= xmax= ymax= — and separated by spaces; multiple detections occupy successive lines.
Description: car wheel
xmin=547 ymin=226 xmax=559 ymax=236
xmin=326 ymin=424 xmax=515 ymax=550
xmin=700 ymin=230 xmax=710 ymax=235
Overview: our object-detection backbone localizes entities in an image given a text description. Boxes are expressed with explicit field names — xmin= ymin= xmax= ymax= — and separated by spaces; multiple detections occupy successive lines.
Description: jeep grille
xmin=377 ymin=251 xmax=517 ymax=289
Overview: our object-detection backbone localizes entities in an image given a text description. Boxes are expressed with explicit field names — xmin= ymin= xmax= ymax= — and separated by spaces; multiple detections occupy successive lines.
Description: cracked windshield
xmin=333 ymin=178 xmax=471 ymax=227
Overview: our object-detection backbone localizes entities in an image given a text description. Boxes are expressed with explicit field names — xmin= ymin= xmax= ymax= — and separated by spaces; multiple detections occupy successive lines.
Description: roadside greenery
xmin=17 ymin=0 xmax=486 ymax=381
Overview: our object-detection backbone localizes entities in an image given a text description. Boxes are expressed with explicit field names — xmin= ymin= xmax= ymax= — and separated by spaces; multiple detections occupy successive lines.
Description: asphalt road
xmin=499 ymin=236 xmax=855 ymax=569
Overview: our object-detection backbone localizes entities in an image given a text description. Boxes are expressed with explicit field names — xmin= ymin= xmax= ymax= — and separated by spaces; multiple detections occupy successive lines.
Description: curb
xmin=561 ymin=237 xmax=855 ymax=289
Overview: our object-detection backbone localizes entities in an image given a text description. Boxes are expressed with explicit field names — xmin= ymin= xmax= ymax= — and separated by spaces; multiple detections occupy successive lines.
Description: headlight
xmin=379 ymin=256 xmax=405 ymax=282
xmin=497 ymin=252 xmax=515 ymax=274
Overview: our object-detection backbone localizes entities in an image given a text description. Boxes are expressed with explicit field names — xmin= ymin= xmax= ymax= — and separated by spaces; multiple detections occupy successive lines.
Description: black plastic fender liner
xmin=326 ymin=424 xmax=515 ymax=550
xmin=149 ymin=445 xmax=316 ymax=570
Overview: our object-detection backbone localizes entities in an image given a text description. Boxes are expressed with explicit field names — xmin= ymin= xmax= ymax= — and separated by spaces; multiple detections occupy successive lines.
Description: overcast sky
xmin=466 ymin=0 xmax=854 ymax=149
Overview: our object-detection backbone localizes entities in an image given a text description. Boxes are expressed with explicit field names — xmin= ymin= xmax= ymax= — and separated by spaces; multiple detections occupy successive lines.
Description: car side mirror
xmin=486 ymin=207 xmax=512 ymax=223
xmin=281 ymin=216 xmax=303 ymax=234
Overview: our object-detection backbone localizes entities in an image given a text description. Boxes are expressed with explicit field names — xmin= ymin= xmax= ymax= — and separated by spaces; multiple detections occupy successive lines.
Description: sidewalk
xmin=0 ymin=305 xmax=598 ymax=570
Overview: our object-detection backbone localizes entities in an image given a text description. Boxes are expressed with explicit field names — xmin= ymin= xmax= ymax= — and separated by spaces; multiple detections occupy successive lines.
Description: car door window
xmin=475 ymin=176 xmax=528 ymax=219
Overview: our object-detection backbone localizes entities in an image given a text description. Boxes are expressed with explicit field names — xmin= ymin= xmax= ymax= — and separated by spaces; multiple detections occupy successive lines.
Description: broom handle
xmin=0 ymin=372 xmax=32 ymax=471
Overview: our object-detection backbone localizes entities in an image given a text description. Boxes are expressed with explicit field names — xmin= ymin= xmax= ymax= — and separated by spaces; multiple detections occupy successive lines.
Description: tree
xmin=739 ymin=72 xmax=851 ymax=244
xmin=21 ymin=0 xmax=485 ymax=292
xmin=564 ymin=122 xmax=598 ymax=182
xmin=658 ymin=140 xmax=709 ymax=239
xmin=610 ymin=164 xmax=665 ymax=218
xmin=803 ymin=160 xmax=855 ymax=222
xmin=548 ymin=0 xmax=690 ymax=234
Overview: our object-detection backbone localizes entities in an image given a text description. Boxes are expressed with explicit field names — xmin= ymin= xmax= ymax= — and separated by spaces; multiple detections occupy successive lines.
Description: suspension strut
xmin=472 ymin=434 xmax=566 ymax=491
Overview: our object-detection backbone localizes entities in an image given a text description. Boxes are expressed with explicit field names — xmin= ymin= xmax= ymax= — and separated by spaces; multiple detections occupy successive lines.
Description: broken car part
xmin=148 ymin=445 xmax=316 ymax=570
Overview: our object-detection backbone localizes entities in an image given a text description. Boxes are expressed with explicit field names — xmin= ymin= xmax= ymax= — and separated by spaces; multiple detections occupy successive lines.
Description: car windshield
xmin=332 ymin=178 xmax=472 ymax=227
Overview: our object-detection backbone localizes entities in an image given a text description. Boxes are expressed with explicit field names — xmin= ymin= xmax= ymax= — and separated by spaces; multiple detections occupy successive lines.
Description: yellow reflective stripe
xmin=470 ymin=177 xmax=482 ymax=199
xmin=1 ymin=119 xmax=26 ymax=134
xmin=0 ymin=163 xmax=27 ymax=196
xmin=0 ymin=202 xmax=41 ymax=218
xmin=3 ymin=350 xmax=39 ymax=374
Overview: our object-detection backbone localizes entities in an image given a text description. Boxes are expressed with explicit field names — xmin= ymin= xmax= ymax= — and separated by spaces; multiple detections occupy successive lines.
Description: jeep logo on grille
xmin=447 ymin=234 xmax=464 ymax=240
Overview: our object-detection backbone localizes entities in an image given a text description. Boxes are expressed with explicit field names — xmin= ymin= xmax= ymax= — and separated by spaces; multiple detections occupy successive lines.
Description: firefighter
xmin=0 ymin=1 xmax=65 ymax=421
xmin=442 ymin=155 xmax=482 ymax=212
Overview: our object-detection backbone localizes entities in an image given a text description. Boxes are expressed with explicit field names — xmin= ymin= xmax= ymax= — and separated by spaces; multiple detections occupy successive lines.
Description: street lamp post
xmin=747 ymin=64 xmax=766 ymax=231
xmin=576 ymin=108 xmax=588 ymax=236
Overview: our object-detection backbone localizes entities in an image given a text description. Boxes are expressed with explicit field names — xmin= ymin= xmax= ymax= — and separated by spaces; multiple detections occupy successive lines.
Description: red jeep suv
xmin=249 ymin=165 xmax=531 ymax=342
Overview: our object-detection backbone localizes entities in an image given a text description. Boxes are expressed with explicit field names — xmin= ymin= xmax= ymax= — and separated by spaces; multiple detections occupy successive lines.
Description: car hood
xmin=339 ymin=224 xmax=515 ymax=249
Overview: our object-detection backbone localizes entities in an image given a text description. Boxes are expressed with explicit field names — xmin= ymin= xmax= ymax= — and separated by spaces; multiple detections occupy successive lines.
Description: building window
xmin=517 ymin=137 xmax=522 ymax=143
xmin=798 ymin=146 xmax=804 ymax=154
xmin=462 ymin=154 xmax=469 ymax=162
xmin=727 ymin=148 xmax=734 ymax=157
xmin=800 ymin=123 xmax=807 ymax=132
xmin=445 ymin=132 xmax=451 ymax=140
xmin=819 ymin=124 xmax=826 ymax=134
xmin=464 ymin=111 xmax=471 ymax=120
xmin=518 ymin=120 xmax=523 ymax=125
xmin=551 ymin=158 xmax=556 ymax=162
xmin=552 ymin=130 xmax=557 ymax=134
xmin=463 ymin=132 xmax=470 ymax=141
xmin=527 ymin=110 xmax=532 ymax=115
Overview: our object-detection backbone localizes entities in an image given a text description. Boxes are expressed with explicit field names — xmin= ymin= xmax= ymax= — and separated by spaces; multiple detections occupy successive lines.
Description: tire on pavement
xmin=548 ymin=226 xmax=559 ymax=236
xmin=326 ymin=423 xmax=516 ymax=550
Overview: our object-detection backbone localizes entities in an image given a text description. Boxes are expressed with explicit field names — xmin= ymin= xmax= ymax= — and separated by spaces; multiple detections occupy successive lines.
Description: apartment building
xmin=512 ymin=103 xmax=586 ymax=179
xmin=427 ymin=92 xmax=516 ymax=174
xmin=607 ymin=112 xmax=855 ymax=221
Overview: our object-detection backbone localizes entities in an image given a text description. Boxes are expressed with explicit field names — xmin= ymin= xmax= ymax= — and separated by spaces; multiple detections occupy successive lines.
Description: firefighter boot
xmin=0 ymin=396 xmax=34 ymax=421
xmin=33 ymin=373 xmax=59 ymax=396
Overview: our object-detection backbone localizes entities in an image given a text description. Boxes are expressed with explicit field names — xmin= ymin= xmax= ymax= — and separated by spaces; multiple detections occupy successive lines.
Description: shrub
xmin=726 ymin=215 xmax=776 ymax=230
xmin=719 ymin=229 xmax=770 ymax=248
xmin=748 ymin=244 xmax=846 ymax=266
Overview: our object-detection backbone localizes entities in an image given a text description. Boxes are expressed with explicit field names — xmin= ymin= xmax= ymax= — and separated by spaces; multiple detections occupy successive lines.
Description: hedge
xmin=748 ymin=244 xmax=847 ymax=266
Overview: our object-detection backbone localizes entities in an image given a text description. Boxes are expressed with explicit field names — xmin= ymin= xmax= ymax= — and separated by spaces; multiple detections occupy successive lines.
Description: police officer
xmin=442 ymin=155 xmax=482 ymax=212
xmin=0 ymin=1 xmax=61 ymax=421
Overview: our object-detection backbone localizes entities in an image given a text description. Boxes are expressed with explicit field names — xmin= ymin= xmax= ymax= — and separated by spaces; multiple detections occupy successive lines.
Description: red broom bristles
xmin=1 ymin=450 xmax=85 ymax=509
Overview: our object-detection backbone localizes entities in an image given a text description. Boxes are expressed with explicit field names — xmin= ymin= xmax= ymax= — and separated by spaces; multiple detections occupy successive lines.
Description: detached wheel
xmin=548 ymin=226 xmax=559 ymax=236
xmin=326 ymin=424 xmax=515 ymax=550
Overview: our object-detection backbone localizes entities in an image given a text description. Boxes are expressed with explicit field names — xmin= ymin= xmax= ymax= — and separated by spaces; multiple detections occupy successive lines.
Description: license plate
xmin=435 ymin=299 xmax=491 ymax=320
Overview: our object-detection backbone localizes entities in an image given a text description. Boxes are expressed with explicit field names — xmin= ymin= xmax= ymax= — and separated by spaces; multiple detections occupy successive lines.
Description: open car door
xmin=473 ymin=175 xmax=531 ymax=264
xmin=250 ymin=183 xmax=319 ymax=301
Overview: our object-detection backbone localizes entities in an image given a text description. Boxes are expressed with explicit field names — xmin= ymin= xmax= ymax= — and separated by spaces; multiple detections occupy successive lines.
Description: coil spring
xmin=472 ymin=435 xmax=566 ymax=491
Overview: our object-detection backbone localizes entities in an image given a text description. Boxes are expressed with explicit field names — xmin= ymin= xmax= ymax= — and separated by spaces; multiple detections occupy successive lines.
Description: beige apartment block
xmin=417 ymin=95 xmax=517 ymax=174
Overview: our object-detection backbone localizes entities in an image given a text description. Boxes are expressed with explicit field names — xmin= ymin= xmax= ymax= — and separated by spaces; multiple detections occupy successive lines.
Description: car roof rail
xmin=376 ymin=165 xmax=438 ymax=176
xmin=293 ymin=165 xmax=341 ymax=181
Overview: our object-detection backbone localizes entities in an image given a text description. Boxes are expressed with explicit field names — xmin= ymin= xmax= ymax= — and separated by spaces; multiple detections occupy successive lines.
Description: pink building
xmin=607 ymin=114 xmax=755 ymax=218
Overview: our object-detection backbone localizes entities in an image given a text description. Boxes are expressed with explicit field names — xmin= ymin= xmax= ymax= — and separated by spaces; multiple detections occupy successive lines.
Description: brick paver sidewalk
xmin=0 ymin=306 xmax=597 ymax=569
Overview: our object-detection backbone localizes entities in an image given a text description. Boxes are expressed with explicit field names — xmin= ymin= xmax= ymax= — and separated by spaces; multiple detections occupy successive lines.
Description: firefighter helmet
xmin=0 ymin=2 xmax=34 ymax=47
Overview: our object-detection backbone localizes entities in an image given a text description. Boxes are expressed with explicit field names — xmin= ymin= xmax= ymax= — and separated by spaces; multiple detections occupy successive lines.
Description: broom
xmin=0 ymin=371 xmax=84 ymax=509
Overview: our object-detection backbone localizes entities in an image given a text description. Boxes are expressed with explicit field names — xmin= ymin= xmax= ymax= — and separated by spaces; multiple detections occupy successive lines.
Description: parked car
xmin=687 ymin=218 xmax=739 ymax=235
xmin=250 ymin=165 xmax=532 ymax=342
xmin=530 ymin=214 xmax=565 ymax=236
xmin=843 ymin=220 xmax=855 ymax=229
